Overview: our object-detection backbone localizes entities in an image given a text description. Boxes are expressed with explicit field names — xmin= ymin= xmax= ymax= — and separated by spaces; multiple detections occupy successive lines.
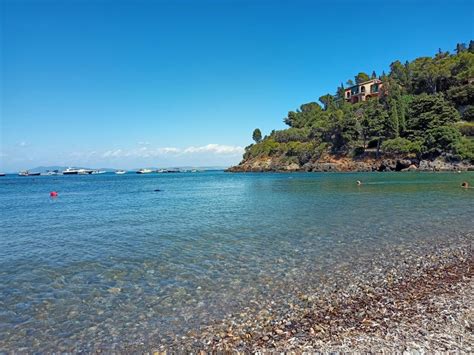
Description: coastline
xmin=226 ymin=155 xmax=474 ymax=173
xmin=153 ymin=233 xmax=473 ymax=352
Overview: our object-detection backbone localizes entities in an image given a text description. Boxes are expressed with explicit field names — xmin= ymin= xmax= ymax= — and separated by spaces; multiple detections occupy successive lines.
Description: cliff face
xmin=227 ymin=154 xmax=474 ymax=172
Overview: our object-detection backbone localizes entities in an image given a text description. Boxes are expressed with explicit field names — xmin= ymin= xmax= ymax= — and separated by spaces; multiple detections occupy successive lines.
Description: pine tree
xmin=355 ymin=72 xmax=370 ymax=84
xmin=388 ymin=100 xmax=400 ymax=138
xmin=469 ymin=40 xmax=474 ymax=53
xmin=371 ymin=71 xmax=377 ymax=79
xmin=397 ymin=98 xmax=406 ymax=134
xmin=252 ymin=128 xmax=262 ymax=143
xmin=455 ymin=43 xmax=467 ymax=54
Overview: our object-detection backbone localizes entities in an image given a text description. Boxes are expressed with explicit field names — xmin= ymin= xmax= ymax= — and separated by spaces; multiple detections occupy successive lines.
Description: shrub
xmin=244 ymin=138 xmax=282 ymax=158
xmin=423 ymin=125 xmax=462 ymax=154
xmin=271 ymin=128 xmax=310 ymax=143
xmin=381 ymin=137 xmax=421 ymax=155
xmin=455 ymin=137 xmax=474 ymax=162
xmin=458 ymin=122 xmax=474 ymax=136
xmin=285 ymin=141 xmax=316 ymax=164
xmin=462 ymin=106 xmax=474 ymax=122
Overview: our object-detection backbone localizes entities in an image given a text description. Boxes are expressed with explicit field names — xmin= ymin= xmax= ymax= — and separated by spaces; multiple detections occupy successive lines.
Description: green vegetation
xmin=244 ymin=41 xmax=474 ymax=163
xmin=252 ymin=128 xmax=262 ymax=143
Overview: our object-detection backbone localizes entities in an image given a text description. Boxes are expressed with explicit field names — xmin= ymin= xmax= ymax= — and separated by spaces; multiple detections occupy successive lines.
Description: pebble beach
xmin=144 ymin=233 xmax=473 ymax=352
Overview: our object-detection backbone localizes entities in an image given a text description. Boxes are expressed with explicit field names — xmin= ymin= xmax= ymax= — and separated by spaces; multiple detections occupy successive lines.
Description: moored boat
xmin=18 ymin=171 xmax=41 ymax=176
xmin=43 ymin=170 xmax=60 ymax=176
xmin=136 ymin=168 xmax=153 ymax=174
xmin=91 ymin=170 xmax=107 ymax=174
xmin=0 ymin=172 xmax=5 ymax=177
xmin=115 ymin=170 xmax=127 ymax=175
xmin=62 ymin=168 xmax=79 ymax=175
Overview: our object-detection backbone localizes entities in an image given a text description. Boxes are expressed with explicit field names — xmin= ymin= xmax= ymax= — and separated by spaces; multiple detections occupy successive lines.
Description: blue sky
xmin=1 ymin=0 xmax=473 ymax=171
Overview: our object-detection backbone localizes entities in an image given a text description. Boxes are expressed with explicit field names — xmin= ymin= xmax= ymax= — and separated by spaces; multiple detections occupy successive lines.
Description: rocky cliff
xmin=227 ymin=154 xmax=474 ymax=173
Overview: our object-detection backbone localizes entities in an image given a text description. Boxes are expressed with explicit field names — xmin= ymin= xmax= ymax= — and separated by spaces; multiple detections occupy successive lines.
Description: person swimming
xmin=461 ymin=181 xmax=469 ymax=189
xmin=356 ymin=180 xmax=362 ymax=186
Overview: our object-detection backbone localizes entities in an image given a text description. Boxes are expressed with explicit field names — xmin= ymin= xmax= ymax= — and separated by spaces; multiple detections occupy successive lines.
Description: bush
xmin=458 ymin=122 xmax=474 ymax=136
xmin=455 ymin=137 xmax=474 ymax=162
xmin=285 ymin=141 xmax=316 ymax=164
xmin=462 ymin=106 xmax=474 ymax=122
xmin=271 ymin=128 xmax=310 ymax=143
xmin=244 ymin=138 xmax=281 ymax=158
xmin=381 ymin=137 xmax=421 ymax=155
xmin=423 ymin=125 xmax=462 ymax=154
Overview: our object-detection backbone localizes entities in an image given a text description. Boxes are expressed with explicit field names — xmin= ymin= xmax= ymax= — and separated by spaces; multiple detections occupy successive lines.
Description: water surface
xmin=0 ymin=171 xmax=472 ymax=350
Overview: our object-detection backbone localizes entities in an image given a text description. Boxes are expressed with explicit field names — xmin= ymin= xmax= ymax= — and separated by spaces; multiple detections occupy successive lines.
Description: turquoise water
xmin=0 ymin=171 xmax=473 ymax=350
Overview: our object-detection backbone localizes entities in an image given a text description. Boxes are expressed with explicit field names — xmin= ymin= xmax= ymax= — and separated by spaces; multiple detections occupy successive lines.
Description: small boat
xmin=18 ymin=170 xmax=40 ymax=176
xmin=43 ymin=170 xmax=60 ymax=176
xmin=78 ymin=169 xmax=93 ymax=175
xmin=136 ymin=168 xmax=153 ymax=174
xmin=115 ymin=170 xmax=127 ymax=175
xmin=157 ymin=168 xmax=180 ymax=173
xmin=91 ymin=170 xmax=107 ymax=174
xmin=0 ymin=173 xmax=5 ymax=177
xmin=63 ymin=168 xmax=79 ymax=175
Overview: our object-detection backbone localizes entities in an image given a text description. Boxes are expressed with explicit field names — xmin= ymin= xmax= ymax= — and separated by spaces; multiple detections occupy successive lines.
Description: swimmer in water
xmin=461 ymin=181 xmax=469 ymax=189
xmin=356 ymin=180 xmax=362 ymax=186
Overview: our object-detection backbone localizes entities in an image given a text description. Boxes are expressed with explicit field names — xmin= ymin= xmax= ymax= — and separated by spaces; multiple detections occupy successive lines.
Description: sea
xmin=0 ymin=171 xmax=473 ymax=350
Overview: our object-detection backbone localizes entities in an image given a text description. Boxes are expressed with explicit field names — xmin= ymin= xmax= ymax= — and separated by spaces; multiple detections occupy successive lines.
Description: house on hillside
xmin=344 ymin=79 xmax=383 ymax=104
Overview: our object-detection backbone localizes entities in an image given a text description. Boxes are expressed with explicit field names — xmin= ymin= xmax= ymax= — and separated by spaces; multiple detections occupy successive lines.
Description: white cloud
xmin=18 ymin=141 xmax=28 ymax=147
xmin=102 ymin=149 xmax=123 ymax=158
xmin=183 ymin=144 xmax=244 ymax=155
xmin=158 ymin=147 xmax=181 ymax=154
xmin=99 ymin=144 xmax=243 ymax=159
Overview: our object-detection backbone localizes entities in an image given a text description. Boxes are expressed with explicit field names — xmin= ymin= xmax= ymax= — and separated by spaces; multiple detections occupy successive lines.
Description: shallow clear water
xmin=0 ymin=171 xmax=473 ymax=350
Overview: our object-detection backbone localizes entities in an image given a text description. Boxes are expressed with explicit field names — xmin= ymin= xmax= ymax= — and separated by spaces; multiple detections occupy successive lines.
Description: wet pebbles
xmin=150 ymin=233 xmax=473 ymax=352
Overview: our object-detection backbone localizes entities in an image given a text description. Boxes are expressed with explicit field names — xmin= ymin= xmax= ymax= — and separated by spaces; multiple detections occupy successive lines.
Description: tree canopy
xmin=244 ymin=41 xmax=474 ymax=163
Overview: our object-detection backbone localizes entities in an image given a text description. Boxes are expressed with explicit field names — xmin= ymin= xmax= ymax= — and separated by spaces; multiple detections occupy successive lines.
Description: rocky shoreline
xmin=141 ymin=234 xmax=473 ymax=352
xmin=227 ymin=155 xmax=474 ymax=173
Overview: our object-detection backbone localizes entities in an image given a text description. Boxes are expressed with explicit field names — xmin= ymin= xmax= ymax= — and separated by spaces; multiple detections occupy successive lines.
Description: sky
xmin=1 ymin=0 xmax=473 ymax=171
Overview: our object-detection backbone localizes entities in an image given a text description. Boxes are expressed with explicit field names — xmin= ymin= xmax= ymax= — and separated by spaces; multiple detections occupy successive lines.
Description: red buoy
xmin=50 ymin=191 xmax=58 ymax=197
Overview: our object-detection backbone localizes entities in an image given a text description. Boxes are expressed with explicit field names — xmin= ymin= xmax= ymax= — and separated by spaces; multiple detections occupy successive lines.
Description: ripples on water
xmin=0 ymin=171 xmax=473 ymax=350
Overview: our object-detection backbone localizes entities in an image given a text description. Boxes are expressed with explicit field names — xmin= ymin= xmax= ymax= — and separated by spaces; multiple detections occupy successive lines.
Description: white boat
xmin=78 ymin=169 xmax=93 ymax=175
xmin=91 ymin=170 xmax=107 ymax=174
xmin=62 ymin=168 xmax=79 ymax=175
xmin=44 ymin=170 xmax=59 ymax=176
xmin=115 ymin=170 xmax=127 ymax=175
xmin=136 ymin=168 xmax=153 ymax=174
xmin=18 ymin=170 xmax=41 ymax=176
xmin=0 ymin=173 xmax=5 ymax=177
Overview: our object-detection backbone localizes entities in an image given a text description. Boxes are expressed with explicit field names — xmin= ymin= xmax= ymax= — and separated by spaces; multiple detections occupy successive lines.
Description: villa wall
xmin=344 ymin=79 xmax=383 ymax=103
